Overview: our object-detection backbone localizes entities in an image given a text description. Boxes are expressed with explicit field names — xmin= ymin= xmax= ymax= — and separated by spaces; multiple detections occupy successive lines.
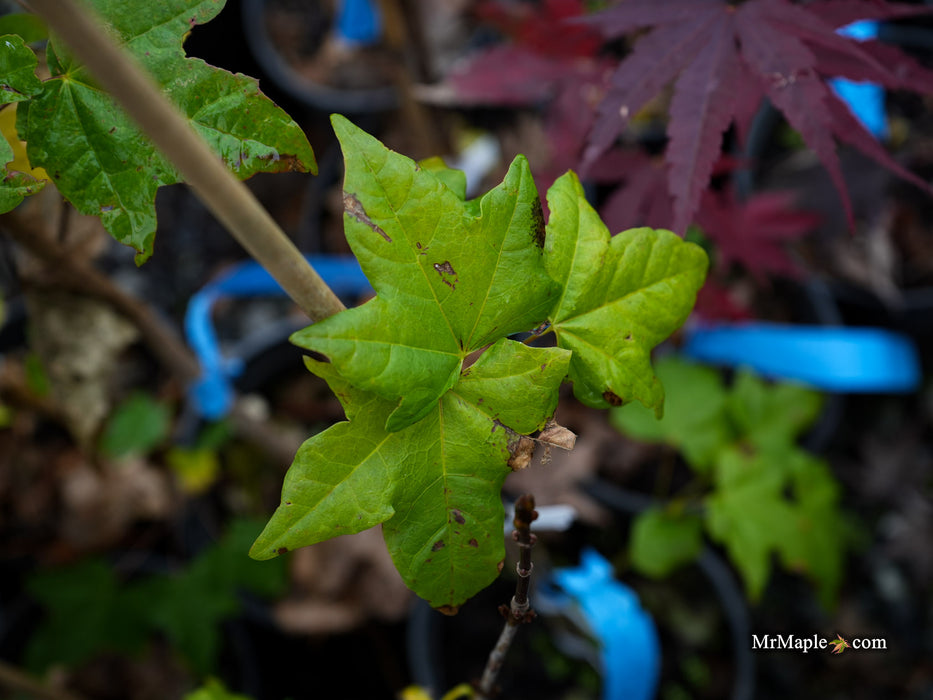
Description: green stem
xmin=25 ymin=0 xmax=346 ymax=322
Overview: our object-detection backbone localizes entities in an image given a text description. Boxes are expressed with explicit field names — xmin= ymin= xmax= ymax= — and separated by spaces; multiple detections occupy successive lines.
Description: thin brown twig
xmin=476 ymin=494 xmax=538 ymax=700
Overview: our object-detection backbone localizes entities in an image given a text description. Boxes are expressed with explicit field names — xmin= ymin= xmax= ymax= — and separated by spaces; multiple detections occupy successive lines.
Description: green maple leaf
xmin=727 ymin=371 xmax=823 ymax=453
xmin=0 ymin=34 xmax=42 ymax=104
xmin=292 ymin=115 xmax=558 ymax=432
xmin=543 ymin=172 xmax=708 ymax=414
xmin=629 ymin=506 xmax=704 ymax=578
xmin=148 ymin=518 xmax=288 ymax=673
xmin=777 ymin=451 xmax=847 ymax=608
xmin=706 ymin=446 xmax=846 ymax=604
xmin=611 ymin=356 xmax=730 ymax=471
xmin=0 ymin=35 xmax=45 ymax=214
xmin=705 ymin=447 xmax=799 ymax=600
xmin=25 ymin=559 xmax=152 ymax=672
xmin=251 ymin=338 xmax=570 ymax=609
xmin=26 ymin=520 xmax=286 ymax=675
xmin=17 ymin=0 xmax=316 ymax=263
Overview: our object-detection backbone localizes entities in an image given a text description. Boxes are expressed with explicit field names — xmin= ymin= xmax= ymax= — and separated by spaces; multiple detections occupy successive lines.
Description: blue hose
xmin=184 ymin=255 xmax=370 ymax=420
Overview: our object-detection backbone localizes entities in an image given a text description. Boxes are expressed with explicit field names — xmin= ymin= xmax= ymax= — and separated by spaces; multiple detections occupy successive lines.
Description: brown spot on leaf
xmin=530 ymin=197 xmax=546 ymax=248
xmin=508 ymin=435 xmax=535 ymax=470
xmin=451 ymin=509 xmax=466 ymax=524
xmin=497 ymin=560 xmax=505 ymax=573
xmin=343 ymin=192 xmax=391 ymax=242
xmin=603 ymin=390 xmax=623 ymax=406
xmin=432 ymin=540 xmax=446 ymax=551
xmin=469 ymin=538 xmax=479 ymax=548
xmin=624 ymin=333 xmax=633 ymax=341
xmin=280 ymin=154 xmax=308 ymax=172
xmin=433 ymin=261 xmax=458 ymax=289
xmin=276 ymin=547 xmax=288 ymax=555
xmin=437 ymin=605 xmax=460 ymax=616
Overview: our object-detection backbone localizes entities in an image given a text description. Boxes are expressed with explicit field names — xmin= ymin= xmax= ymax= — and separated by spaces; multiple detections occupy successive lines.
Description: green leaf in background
xmin=629 ymin=507 xmax=704 ymax=578
xmin=99 ymin=392 xmax=171 ymax=458
xmin=704 ymin=447 xmax=797 ymax=600
xmin=544 ymin=172 xmax=708 ymax=414
xmin=727 ymin=370 xmax=823 ymax=452
xmin=0 ymin=34 xmax=42 ymax=105
xmin=704 ymin=445 xmax=847 ymax=604
xmin=25 ymin=559 xmax=152 ymax=672
xmin=0 ymin=37 xmax=45 ymax=212
xmin=611 ymin=357 xmax=730 ymax=471
xmin=167 ymin=446 xmax=220 ymax=494
xmin=0 ymin=15 xmax=48 ymax=45
xmin=613 ymin=357 xmax=847 ymax=605
xmin=418 ymin=155 xmax=468 ymax=200
xmin=185 ymin=678 xmax=253 ymax=700
xmin=17 ymin=0 xmax=316 ymax=263
xmin=292 ymin=115 xmax=558 ymax=432
xmin=144 ymin=519 xmax=288 ymax=674
xmin=252 ymin=339 xmax=570 ymax=609
xmin=26 ymin=520 xmax=287 ymax=675
xmin=23 ymin=352 xmax=50 ymax=397
xmin=778 ymin=451 xmax=848 ymax=607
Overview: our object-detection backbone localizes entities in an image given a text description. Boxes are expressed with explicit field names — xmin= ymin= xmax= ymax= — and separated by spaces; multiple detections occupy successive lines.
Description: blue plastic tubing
xmin=184 ymin=255 xmax=370 ymax=420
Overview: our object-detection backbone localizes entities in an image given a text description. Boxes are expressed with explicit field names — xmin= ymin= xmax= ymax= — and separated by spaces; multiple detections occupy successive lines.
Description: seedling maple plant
xmin=249 ymin=117 xmax=708 ymax=609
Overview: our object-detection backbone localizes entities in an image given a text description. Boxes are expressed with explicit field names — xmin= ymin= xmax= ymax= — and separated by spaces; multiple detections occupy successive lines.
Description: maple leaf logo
xmin=582 ymin=0 xmax=933 ymax=234
xmin=830 ymin=634 xmax=850 ymax=654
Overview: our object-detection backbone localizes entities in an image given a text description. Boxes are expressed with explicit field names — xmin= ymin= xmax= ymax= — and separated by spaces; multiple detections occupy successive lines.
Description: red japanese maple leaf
xmin=443 ymin=0 xmax=605 ymax=107
xmin=431 ymin=0 xmax=612 ymax=192
xmin=582 ymin=0 xmax=933 ymax=234
xmin=693 ymin=279 xmax=754 ymax=322
xmin=697 ymin=189 xmax=821 ymax=280
xmin=475 ymin=0 xmax=603 ymax=58
xmin=589 ymin=149 xmax=674 ymax=232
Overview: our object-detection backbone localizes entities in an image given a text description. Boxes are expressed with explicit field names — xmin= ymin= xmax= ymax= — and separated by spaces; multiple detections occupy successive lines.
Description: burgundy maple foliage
xmin=583 ymin=0 xmax=933 ymax=234
xmin=440 ymin=0 xmax=612 ymax=189
xmin=697 ymin=189 xmax=821 ymax=280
